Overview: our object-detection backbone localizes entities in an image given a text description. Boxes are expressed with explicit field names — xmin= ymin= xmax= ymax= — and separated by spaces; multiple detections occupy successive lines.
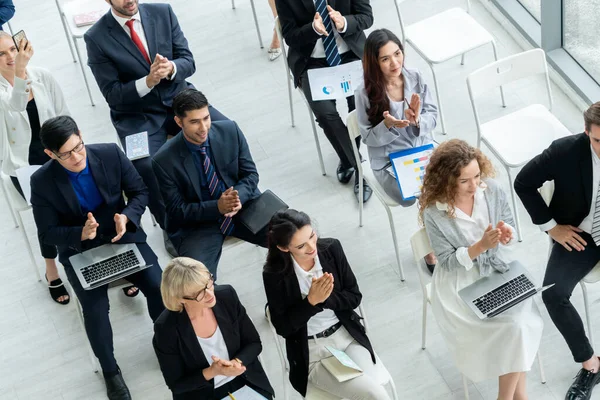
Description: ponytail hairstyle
xmin=264 ymin=209 xmax=312 ymax=275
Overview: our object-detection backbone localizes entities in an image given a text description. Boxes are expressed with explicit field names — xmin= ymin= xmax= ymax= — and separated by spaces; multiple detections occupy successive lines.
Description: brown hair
xmin=363 ymin=29 xmax=404 ymax=127
xmin=418 ymin=139 xmax=495 ymax=224
xmin=584 ymin=102 xmax=600 ymax=132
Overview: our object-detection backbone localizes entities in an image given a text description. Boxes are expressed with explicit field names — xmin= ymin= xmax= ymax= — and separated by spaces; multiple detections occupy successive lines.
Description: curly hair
xmin=418 ymin=139 xmax=495 ymax=224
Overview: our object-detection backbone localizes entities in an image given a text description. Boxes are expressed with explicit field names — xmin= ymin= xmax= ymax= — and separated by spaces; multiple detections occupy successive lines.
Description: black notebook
xmin=238 ymin=190 xmax=288 ymax=235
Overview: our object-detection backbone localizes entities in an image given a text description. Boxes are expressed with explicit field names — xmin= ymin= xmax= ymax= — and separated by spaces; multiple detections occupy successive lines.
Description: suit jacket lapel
xmin=106 ymin=11 xmax=150 ymax=70
xmin=176 ymin=310 xmax=209 ymax=367
xmin=301 ymin=0 xmax=316 ymax=14
xmin=178 ymin=135 xmax=203 ymax=200
xmin=51 ymin=162 xmax=82 ymax=217
xmin=87 ymin=148 xmax=111 ymax=204
xmin=207 ymin=128 xmax=225 ymax=181
xmin=140 ymin=5 xmax=157 ymax=61
xmin=580 ymin=137 xmax=593 ymax=212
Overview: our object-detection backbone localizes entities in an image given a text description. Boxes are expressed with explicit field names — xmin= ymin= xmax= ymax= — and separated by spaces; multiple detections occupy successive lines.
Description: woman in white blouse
xmin=0 ymin=31 xmax=72 ymax=304
xmin=263 ymin=209 xmax=388 ymax=399
xmin=419 ymin=139 xmax=543 ymax=400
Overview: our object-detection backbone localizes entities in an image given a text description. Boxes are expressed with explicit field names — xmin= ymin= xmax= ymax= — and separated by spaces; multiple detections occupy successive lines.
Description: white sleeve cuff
xmin=135 ymin=77 xmax=153 ymax=98
xmin=538 ymin=219 xmax=557 ymax=233
xmin=456 ymin=247 xmax=474 ymax=270
xmin=168 ymin=61 xmax=177 ymax=80
xmin=312 ymin=21 xmax=324 ymax=36
xmin=338 ymin=17 xmax=348 ymax=33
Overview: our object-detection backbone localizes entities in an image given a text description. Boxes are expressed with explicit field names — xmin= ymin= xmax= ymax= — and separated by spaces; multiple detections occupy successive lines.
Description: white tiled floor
xmin=1 ymin=0 xmax=597 ymax=399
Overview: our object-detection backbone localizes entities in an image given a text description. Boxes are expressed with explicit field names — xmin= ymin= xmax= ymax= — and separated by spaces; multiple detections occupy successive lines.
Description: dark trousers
xmin=299 ymin=52 xmax=361 ymax=170
xmin=11 ymin=176 xmax=58 ymax=259
xmin=63 ymin=242 xmax=164 ymax=375
xmin=173 ymin=222 xmax=268 ymax=280
xmin=123 ymin=105 xmax=228 ymax=229
xmin=542 ymin=231 xmax=600 ymax=362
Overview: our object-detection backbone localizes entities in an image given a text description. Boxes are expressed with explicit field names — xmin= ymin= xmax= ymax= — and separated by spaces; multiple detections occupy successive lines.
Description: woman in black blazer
xmin=263 ymin=209 xmax=389 ymax=399
xmin=153 ymin=257 xmax=274 ymax=400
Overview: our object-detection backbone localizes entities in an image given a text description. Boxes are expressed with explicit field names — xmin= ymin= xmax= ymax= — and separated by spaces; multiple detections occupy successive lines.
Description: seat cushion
xmin=480 ymin=104 xmax=572 ymax=167
xmin=362 ymin=164 xmax=401 ymax=207
xmin=583 ymin=262 xmax=600 ymax=284
xmin=406 ymin=8 xmax=494 ymax=63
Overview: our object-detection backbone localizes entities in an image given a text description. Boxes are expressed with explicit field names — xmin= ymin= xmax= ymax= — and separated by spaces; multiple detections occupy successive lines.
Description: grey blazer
xmin=423 ymin=179 xmax=515 ymax=276
xmin=355 ymin=67 xmax=437 ymax=170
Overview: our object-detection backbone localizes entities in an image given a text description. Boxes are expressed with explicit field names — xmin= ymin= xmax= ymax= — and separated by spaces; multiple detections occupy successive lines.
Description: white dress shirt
xmin=310 ymin=0 xmax=350 ymax=58
xmin=441 ymin=184 xmax=515 ymax=270
xmin=197 ymin=325 xmax=235 ymax=388
xmin=538 ymin=145 xmax=600 ymax=234
xmin=110 ymin=8 xmax=177 ymax=98
xmin=292 ymin=254 xmax=340 ymax=336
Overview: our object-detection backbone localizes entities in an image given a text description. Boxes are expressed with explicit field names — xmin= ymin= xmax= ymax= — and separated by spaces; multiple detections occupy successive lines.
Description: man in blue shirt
xmin=0 ymin=0 xmax=14 ymax=31
xmin=30 ymin=116 xmax=164 ymax=400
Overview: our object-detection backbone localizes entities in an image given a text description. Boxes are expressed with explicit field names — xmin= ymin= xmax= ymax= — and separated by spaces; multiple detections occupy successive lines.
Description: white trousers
xmin=308 ymin=326 xmax=391 ymax=400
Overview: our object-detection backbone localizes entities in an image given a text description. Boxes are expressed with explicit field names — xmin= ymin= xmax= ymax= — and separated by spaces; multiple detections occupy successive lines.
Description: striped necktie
xmin=592 ymin=183 xmax=600 ymax=246
xmin=314 ymin=0 xmax=341 ymax=66
xmin=199 ymin=147 xmax=234 ymax=236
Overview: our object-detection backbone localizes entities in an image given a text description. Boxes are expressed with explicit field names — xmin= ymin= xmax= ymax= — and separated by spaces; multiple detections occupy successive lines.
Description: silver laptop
xmin=459 ymin=260 xmax=553 ymax=319
xmin=69 ymin=244 xmax=151 ymax=290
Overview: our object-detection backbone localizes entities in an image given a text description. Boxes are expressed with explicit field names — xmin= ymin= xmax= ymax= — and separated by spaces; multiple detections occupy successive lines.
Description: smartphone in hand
xmin=12 ymin=30 xmax=27 ymax=51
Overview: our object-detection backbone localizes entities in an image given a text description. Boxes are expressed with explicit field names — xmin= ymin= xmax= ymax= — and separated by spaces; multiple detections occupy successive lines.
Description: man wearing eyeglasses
xmin=29 ymin=115 xmax=164 ymax=400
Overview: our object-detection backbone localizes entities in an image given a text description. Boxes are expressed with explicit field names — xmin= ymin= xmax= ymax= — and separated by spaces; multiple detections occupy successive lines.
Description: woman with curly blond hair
xmin=419 ymin=139 xmax=543 ymax=400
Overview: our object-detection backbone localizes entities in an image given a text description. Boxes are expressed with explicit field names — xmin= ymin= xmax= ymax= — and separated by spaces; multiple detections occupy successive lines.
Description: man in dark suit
xmin=276 ymin=0 xmax=373 ymax=202
xmin=515 ymin=102 xmax=600 ymax=399
xmin=30 ymin=116 xmax=164 ymax=400
xmin=0 ymin=0 xmax=14 ymax=31
xmin=84 ymin=0 xmax=227 ymax=255
xmin=152 ymin=89 xmax=266 ymax=277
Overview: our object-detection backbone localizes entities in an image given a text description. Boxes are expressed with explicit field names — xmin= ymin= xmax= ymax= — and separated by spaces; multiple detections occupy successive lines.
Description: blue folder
xmin=389 ymin=143 xmax=435 ymax=201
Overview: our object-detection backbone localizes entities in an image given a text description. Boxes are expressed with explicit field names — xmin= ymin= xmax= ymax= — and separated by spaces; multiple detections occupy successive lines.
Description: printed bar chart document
xmin=307 ymin=60 xmax=364 ymax=101
xmin=388 ymin=143 xmax=435 ymax=201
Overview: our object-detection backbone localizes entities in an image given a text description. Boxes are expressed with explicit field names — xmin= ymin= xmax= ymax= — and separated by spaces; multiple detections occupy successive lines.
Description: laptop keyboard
xmin=81 ymin=250 xmax=140 ymax=284
xmin=472 ymin=274 xmax=535 ymax=315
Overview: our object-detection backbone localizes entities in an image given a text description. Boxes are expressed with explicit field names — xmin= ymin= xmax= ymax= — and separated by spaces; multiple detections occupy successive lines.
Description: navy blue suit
xmin=84 ymin=3 xmax=227 ymax=228
xmin=152 ymin=122 xmax=266 ymax=277
xmin=0 ymin=0 xmax=14 ymax=30
xmin=30 ymin=143 xmax=164 ymax=375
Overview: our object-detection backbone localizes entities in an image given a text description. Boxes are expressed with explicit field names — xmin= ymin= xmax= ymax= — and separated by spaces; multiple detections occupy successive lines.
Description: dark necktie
xmin=125 ymin=19 xmax=151 ymax=64
xmin=314 ymin=0 xmax=341 ymax=66
xmin=199 ymin=147 xmax=234 ymax=236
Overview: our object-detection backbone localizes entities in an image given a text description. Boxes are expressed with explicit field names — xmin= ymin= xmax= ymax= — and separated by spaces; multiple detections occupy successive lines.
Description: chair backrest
xmin=346 ymin=110 xmax=365 ymax=176
xmin=410 ymin=228 xmax=434 ymax=297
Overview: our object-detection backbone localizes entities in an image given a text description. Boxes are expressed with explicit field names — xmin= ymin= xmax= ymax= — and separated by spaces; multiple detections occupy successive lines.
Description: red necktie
xmin=125 ymin=19 xmax=151 ymax=64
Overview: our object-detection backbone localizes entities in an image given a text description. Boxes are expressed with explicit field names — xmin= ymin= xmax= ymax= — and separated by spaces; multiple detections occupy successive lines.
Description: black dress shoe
xmin=565 ymin=365 xmax=600 ymax=400
xmin=105 ymin=370 xmax=132 ymax=400
xmin=354 ymin=180 xmax=373 ymax=203
xmin=337 ymin=162 xmax=355 ymax=184
xmin=163 ymin=231 xmax=178 ymax=258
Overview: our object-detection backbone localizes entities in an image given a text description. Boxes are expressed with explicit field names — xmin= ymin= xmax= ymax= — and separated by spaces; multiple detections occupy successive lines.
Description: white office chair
xmin=266 ymin=304 xmax=399 ymax=400
xmin=394 ymin=0 xmax=505 ymax=135
xmin=274 ymin=17 xmax=327 ymax=176
xmin=54 ymin=0 xmax=102 ymax=106
xmin=231 ymin=0 xmax=264 ymax=49
xmin=346 ymin=110 xmax=405 ymax=281
xmin=0 ymin=172 xmax=41 ymax=282
xmin=409 ymin=228 xmax=547 ymax=400
xmin=539 ymin=180 xmax=600 ymax=348
xmin=467 ymin=49 xmax=572 ymax=242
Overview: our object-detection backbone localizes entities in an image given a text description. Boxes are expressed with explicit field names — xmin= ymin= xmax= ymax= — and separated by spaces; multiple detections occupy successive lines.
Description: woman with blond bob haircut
xmin=153 ymin=257 xmax=274 ymax=400
xmin=419 ymin=140 xmax=543 ymax=400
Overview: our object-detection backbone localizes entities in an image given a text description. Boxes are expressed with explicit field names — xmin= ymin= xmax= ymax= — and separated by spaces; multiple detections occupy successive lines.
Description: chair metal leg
xmin=462 ymin=375 xmax=470 ymax=400
xmin=581 ymin=281 xmax=595 ymax=349
xmin=491 ymin=41 xmax=507 ymax=108
xmin=505 ymin=167 xmax=523 ymax=242
xmin=6 ymin=20 xmax=13 ymax=35
xmin=56 ymin=3 xmax=77 ymax=63
xmin=359 ymin=173 xmax=364 ymax=227
xmin=421 ymin=297 xmax=428 ymax=350
xmin=428 ymin=63 xmax=447 ymax=135
xmin=249 ymin=0 xmax=264 ymax=49
xmin=389 ymin=378 xmax=399 ymax=400
xmin=76 ymin=297 xmax=99 ymax=373
xmin=460 ymin=53 xmax=466 ymax=66
xmin=16 ymin=210 xmax=42 ymax=282
xmin=0 ymin=180 xmax=18 ymax=228
xmin=231 ymin=0 xmax=235 ymax=9
xmin=73 ymin=37 xmax=95 ymax=106
xmin=286 ymin=80 xmax=295 ymax=127
xmin=537 ymin=351 xmax=546 ymax=384
xmin=307 ymin=107 xmax=326 ymax=176
xmin=384 ymin=203 xmax=405 ymax=281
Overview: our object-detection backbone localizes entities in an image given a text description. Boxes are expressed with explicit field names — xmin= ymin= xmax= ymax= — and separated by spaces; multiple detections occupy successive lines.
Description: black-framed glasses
xmin=54 ymin=140 xmax=85 ymax=160
xmin=182 ymin=274 xmax=215 ymax=302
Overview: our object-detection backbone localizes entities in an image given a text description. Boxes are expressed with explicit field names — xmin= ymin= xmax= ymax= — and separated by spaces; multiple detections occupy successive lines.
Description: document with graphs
xmin=388 ymin=143 xmax=435 ymax=201
xmin=307 ymin=60 xmax=363 ymax=101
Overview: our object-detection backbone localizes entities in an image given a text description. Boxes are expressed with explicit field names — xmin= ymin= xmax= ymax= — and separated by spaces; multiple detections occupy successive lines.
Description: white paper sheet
xmin=307 ymin=60 xmax=364 ymax=101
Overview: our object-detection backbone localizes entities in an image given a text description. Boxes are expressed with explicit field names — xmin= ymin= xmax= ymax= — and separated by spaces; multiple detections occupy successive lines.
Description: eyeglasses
xmin=54 ymin=140 xmax=85 ymax=160
xmin=182 ymin=274 xmax=215 ymax=302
